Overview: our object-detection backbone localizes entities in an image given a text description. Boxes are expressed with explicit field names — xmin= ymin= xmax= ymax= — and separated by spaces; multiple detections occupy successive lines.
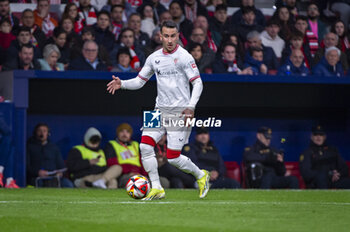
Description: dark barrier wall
xmin=26 ymin=71 xmax=350 ymax=163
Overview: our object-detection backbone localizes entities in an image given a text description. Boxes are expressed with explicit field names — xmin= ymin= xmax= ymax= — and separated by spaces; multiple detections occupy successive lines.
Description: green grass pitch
xmin=1 ymin=189 xmax=350 ymax=232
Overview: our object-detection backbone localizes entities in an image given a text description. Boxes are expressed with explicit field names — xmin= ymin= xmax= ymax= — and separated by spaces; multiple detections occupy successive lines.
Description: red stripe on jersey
xmin=138 ymin=74 xmax=148 ymax=81
xmin=162 ymin=44 xmax=179 ymax=55
xmin=166 ymin=148 xmax=181 ymax=159
xmin=189 ymin=75 xmax=200 ymax=82
xmin=141 ymin=136 xmax=156 ymax=147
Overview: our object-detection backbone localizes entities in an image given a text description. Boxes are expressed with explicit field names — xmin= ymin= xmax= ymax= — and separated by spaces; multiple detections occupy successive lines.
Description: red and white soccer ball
xmin=126 ymin=175 xmax=151 ymax=199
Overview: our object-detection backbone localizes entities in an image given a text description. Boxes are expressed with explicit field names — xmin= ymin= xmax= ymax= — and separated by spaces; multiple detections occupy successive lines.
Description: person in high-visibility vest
xmin=66 ymin=127 xmax=122 ymax=188
xmin=104 ymin=123 xmax=147 ymax=188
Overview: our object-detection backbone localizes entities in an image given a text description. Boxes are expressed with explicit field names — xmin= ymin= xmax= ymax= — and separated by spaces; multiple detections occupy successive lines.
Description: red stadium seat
xmin=285 ymin=162 xmax=306 ymax=189
xmin=224 ymin=161 xmax=241 ymax=184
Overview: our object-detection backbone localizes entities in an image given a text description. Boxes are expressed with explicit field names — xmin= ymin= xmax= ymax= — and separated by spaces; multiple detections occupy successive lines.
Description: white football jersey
xmin=137 ymin=44 xmax=201 ymax=110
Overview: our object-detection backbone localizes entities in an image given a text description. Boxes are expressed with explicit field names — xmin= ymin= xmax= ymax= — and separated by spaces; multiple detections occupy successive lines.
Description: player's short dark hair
xmin=111 ymin=4 xmax=125 ymax=12
xmin=295 ymin=15 xmax=308 ymax=23
xmin=160 ymin=20 xmax=178 ymax=33
xmin=97 ymin=10 xmax=111 ymax=19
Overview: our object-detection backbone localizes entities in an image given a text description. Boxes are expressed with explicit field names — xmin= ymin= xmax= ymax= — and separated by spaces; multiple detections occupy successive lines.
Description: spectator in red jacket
xmin=0 ymin=18 xmax=15 ymax=50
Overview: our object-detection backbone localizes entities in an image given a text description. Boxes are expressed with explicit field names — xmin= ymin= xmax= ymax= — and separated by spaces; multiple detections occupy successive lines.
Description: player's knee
xmin=140 ymin=143 xmax=155 ymax=158
xmin=166 ymin=149 xmax=181 ymax=159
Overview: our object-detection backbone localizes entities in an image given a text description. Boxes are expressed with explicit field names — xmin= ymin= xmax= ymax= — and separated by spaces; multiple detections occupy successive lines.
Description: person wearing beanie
xmin=104 ymin=123 xmax=147 ymax=188
xmin=66 ymin=127 xmax=122 ymax=189
xmin=299 ymin=125 xmax=350 ymax=189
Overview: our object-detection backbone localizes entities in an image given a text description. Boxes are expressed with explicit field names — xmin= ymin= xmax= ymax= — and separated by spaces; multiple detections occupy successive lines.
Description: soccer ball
xmin=126 ymin=175 xmax=151 ymax=199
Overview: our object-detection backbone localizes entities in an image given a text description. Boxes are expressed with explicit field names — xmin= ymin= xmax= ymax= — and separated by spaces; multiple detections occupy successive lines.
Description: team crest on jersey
xmin=191 ymin=63 xmax=197 ymax=69
xmin=155 ymin=60 xmax=160 ymax=64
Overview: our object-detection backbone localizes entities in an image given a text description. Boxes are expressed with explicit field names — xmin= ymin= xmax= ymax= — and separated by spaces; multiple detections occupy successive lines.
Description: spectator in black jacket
xmin=2 ymin=43 xmax=41 ymax=70
xmin=209 ymin=4 xmax=230 ymax=47
xmin=68 ymin=40 xmax=108 ymax=71
xmin=0 ymin=0 xmax=19 ymax=31
xmin=182 ymin=0 xmax=208 ymax=23
xmin=66 ymin=127 xmax=122 ymax=189
xmin=26 ymin=123 xmax=73 ymax=188
xmin=127 ymin=13 xmax=151 ymax=52
xmin=299 ymin=125 xmax=350 ymax=189
xmin=231 ymin=0 xmax=265 ymax=27
xmin=169 ymin=0 xmax=193 ymax=42
xmin=93 ymin=10 xmax=115 ymax=52
xmin=243 ymin=126 xmax=299 ymax=189
xmin=183 ymin=127 xmax=240 ymax=189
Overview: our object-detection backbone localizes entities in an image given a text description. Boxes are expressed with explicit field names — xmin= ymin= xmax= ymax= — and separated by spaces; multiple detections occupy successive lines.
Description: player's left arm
xmin=182 ymin=56 xmax=203 ymax=119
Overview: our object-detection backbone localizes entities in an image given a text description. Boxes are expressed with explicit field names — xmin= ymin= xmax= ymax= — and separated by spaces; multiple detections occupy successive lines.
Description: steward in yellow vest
xmin=67 ymin=127 xmax=122 ymax=188
xmin=104 ymin=123 xmax=146 ymax=187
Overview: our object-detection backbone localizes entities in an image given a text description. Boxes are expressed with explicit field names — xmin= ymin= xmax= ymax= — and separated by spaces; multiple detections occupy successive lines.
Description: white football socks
xmin=140 ymin=144 xmax=162 ymax=189
xmin=168 ymin=155 xmax=204 ymax=180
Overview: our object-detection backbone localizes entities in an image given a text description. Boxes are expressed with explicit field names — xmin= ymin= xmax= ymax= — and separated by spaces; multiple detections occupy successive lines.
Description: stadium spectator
xmin=260 ymin=19 xmax=285 ymax=59
xmin=306 ymin=3 xmax=327 ymax=42
xmin=205 ymin=0 xmax=225 ymax=17
xmin=26 ymin=123 xmax=73 ymax=188
xmin=110 ymin=4 xmax=126 ymax=41
xmin=110 ymin=28 xmax=145 ymax=69
xmin=193 ymin=15 xmax=217 ymax=52
xmin=299 ymin=125 xmax=350 ymax=189
xmin=155 ymin=134 xmax=195 ymax=188
xmin=67 ymin=127 xmax=122 ymax=189
xmin=21 ymin=9 xmax=46 ymax=51
xmin=149 ymin=27 xmax=162 ymax=52
xmin=219 ymin=32 xmax=245 ymax=61
xmin=209 ymin=4 xmax=230 ymax=47
xmin=158 ymin=11 xmax=172 ymax=26
xmin=281 ymin=30 xmax=312 ymax=69
xmin=141 ymin=0 xmax=168 ymax=21
xmin=33 ymin=0 xmax=58 ymax=38
xmin=243 ymin=126 xmax=299 ymax=189
xmin=212 ymin=42 xmax=252 ymax=74
xmin=272 ymin=6 xmax=294 ymax=41
xmin=312 ymin=46 xmax=344 ymax=77
xmin=111 ymin=47 xmax=137 ymax=72
xmin=93 ymin=10 xmax=115 ymax=52
xmin=6 ymin=26 xmax=41 ymax=61
xmin=0 ymin=18 xmax=15 ymax=51
xmin=245 ymin=31 xmax=279 ymax=71
xmin=62 ymin=3 xmax=83 ymax=34
xmin=77 ymin=0 xmax=98 ymax=27
xmin=187 ymin=42 xmax=213 ymax=74
xmin=231 ymin=0 xmax=265 ymax=27
xmin=189 ymin=27 xmax=215 ymax=63
xmin=0 ymin=0 xmax=19 ymax=30
xmin=275 ymin=0 xmax=298 ymax=19
xmin=101 ymin=0 xmax=136 ymax=23
xmin=277 ymin=49 xmax=310 ymax=76
xmin=60 ymin=16 xmax=80 ymax=50
xmin=2 ymin=43 xmax=41 ymax=70
xmin=183 ymin=0 xmax=208 ymax=23
xmin=128 ymin=13 xmax=151 ymax=51
xmin=68 ymin=40 xmax=108 ymax=71
xmin=294 ymin=15 xmax=319 ymax=57
xmin=234 ymin=6 xmax=264 ymax=44
xmin=0 ymin=117 xmax=19 ymax=188
xmin=313 ymin=32 xmax=348 ymax=72
xmin=139 ymin=3 xmax=157 ymax=38
xmin=330 ymin=20 xmax=350 ymax=53
xmin=183 ymin=127 xmax=240 ymax=189
xmin=104 ymin=123 xmax=146 ymax=188
xmin=330 ymin=1 xmax=350 ymax=32
xmin=46 ymin=28 xmax=70 ymax=68
xmin=169 ymin=0 xmax=193 ymax=43
xmin=38 ymin=44 xmax=64 ymax=71
xmin=244 ymin=46 xmax=268 ymax=75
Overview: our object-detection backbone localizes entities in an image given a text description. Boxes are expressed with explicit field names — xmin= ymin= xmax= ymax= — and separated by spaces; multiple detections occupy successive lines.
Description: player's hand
xmin=332 ymin=170 xmax=340 ymax=182
xmin=38 ymin=170 xmax=48 ymax=177
xmin=182 ymin=108 xmax=194 ymax=125
xmin=107 ymin=75 xmax=122 ymax=95
xmin=210 ymin=170 xmax=219 ymax=181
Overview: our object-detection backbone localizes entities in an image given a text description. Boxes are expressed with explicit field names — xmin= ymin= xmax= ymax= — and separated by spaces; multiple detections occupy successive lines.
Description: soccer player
xmin=107 ymin=20 xmax=210 ymax=200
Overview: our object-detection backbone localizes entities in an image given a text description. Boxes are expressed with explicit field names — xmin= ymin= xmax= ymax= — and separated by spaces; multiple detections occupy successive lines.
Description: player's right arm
xmin=106 ymin=56 xmax=154 ymax=95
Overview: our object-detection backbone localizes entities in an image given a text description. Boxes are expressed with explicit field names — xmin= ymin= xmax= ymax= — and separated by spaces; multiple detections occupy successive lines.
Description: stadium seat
xmin=285 ymin=162 xmax=306 ymax=189
xmin=224 ymin=161 xmax=241 ymax=184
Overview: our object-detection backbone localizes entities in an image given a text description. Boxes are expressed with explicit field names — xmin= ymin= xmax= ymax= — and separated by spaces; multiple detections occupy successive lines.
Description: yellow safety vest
xmin=74 ymin=145 xmax=107 ymax=167
xmin=109 ymin=140 xmax=141 ymax=167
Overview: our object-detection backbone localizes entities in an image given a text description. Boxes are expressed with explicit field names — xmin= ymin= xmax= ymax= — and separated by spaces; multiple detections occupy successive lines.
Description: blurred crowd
xmin=0 ymin=0 xmax=350 ymax=76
